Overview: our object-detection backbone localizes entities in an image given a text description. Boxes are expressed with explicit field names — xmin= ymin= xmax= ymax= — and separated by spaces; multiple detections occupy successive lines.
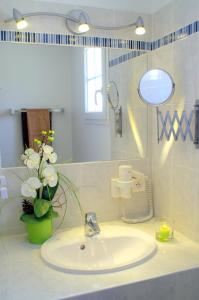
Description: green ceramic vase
xmin=26 ymin=217 xmax=53 ymax=245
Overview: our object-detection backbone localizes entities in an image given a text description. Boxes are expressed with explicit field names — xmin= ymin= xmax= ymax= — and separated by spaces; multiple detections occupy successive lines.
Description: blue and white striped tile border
xmin=110 ymin=20 xmax=199 ymax=67
xmin=0 ymin=30 xmax=150 ymax=51
xmin=1 ymin=19 xmax=199 ymax=67
xmin=109 ymin=50 xmax=146 ymax=67
xmin=152 ymin=20 xmax=199 ymax=50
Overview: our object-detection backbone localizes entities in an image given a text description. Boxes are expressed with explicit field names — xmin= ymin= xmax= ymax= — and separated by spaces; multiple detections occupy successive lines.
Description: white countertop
xmin=1 ymin=220 xmax=199 ymax=300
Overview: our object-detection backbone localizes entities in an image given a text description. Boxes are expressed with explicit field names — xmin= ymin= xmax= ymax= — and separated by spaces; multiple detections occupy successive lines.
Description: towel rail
xmin=9 ymin=108 xmax=64 ymax=115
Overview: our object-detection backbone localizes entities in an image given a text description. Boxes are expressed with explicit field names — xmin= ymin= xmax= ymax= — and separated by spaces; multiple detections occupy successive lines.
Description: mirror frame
xmin=137 ymin=68 xmax=175 ymax=106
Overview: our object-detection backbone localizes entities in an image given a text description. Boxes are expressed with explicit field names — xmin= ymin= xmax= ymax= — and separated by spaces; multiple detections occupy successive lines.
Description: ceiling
xmin=33 ymin=0 xmax=172 ymax=14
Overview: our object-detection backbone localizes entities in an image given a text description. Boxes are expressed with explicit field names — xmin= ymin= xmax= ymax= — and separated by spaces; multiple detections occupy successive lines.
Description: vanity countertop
xmin=1 ymin=220 xmax=199 ymax=300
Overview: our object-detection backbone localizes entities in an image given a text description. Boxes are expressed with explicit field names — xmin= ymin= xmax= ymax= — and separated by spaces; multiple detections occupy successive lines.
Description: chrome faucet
xmin=85 ymin=212 xmax=100 ymax=237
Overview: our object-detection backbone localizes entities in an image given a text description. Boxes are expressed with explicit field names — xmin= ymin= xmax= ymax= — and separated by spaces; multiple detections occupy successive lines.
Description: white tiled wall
xmin=151 ymin=0 xmax=199 ymax=242
xmin=152 ymin=0 xmax=199 ymax=39
xmin=0 ymin=159 xmax=150 ymax=235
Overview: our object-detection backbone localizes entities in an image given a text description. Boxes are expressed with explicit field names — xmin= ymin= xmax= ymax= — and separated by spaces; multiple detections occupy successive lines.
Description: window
xmin=84 ymin=47 xmax=107 ymax=119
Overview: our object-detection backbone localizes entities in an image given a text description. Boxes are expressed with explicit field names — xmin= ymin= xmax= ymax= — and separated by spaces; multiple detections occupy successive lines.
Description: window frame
xmin=84 ymin=47 xmax=108 ymax=121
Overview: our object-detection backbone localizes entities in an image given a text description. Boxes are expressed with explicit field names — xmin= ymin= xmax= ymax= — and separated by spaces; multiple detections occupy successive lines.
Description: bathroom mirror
xmin=0 ymin=42 xmax=148 ymax=167
xmin=138 ymin=69 xmax=175 ymax=105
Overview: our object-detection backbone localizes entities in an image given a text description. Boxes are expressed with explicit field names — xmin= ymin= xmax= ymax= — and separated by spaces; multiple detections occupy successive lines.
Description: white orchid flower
xmin=42 ymin=165 xmax=58 ymax=187
xmin=42 ymin=145 xmax=57 ymax=164
xmin=27 ymin=153 xmax=40 ymax=169
xmin=43 ymin=145 xmax=54 ymax=154
xmin=21 ymin=148 xmax=34 ymax=163
xmin=49 ymin=152 xmax=57 ymax=163
xmin=21 ymin=148 xmax=40 ymax=169
xmin=21 ymin=177 xmax=42 ymax=198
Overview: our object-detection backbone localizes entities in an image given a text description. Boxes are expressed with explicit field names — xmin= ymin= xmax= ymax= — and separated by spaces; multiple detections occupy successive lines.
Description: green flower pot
xmin=21 ymin=210 xmax=59 ymax=245
xmin=26 ymin=217 xmax=53 ymax=245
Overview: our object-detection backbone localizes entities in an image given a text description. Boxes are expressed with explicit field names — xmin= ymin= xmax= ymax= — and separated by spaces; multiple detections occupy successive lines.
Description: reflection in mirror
xmin=138 ymin=69 xmax=175 ymax=105
xmin=109 ymin=49 xmax=148 ymax=160
xmin=0 ymin=42 xmax=149 ymax=167
xmin=106 ymin=81 xmax=122 ymax=137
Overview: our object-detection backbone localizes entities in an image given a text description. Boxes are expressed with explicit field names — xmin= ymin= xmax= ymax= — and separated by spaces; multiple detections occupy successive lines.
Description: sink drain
xmin=80 ymin=244 xmax=86 ymax=250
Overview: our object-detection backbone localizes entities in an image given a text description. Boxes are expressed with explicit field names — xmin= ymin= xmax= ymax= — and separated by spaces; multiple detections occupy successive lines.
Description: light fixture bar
xmin=5 ymin=11 xmax=80 ymax=24
xmin=5 ymin=9 xmax=146 ymax=36
xmin=92 ymin=20 xmax=137 ymax=31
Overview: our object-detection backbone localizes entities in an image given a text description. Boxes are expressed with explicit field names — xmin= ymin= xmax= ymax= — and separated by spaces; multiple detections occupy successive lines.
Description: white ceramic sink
xmin=41 ymin=223 xmax=156 ymax=274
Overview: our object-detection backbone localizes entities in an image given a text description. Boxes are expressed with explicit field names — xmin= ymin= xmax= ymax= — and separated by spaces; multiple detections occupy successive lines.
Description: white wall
xmin=0 ymin=159 xmax=150 ymax=235
xmin=152 ymin=0 xmax=199 ymax=40
xmin=0 ymin=42 xmax=73 ymax=167
xmin=151 ymin=0 xmax=199 ymax=242
xmin=0 ymin=0 xmax=152 ymax=41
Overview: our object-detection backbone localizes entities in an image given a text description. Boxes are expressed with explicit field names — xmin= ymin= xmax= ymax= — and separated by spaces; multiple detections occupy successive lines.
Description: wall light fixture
xmin=5 ymin=9 xmax=146 ymax=36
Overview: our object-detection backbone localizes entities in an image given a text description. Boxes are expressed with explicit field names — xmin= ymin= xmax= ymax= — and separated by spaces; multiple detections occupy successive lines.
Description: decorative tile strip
xmin=1 ymin=19 xmax=199 ymax=67
xmin=0 ymin=30 xmax=149 ymax=50
xmin=109 ymin=50 xmax=147 ymax=67
xmin=110 ymin=20 xmax=199 ymax=67
xmin=152 ymin=21 xmax=199 ymax=50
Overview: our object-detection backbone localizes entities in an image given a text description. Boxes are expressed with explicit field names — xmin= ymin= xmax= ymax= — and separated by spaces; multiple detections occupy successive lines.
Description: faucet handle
xmin=85 ymin=212 xmax=97 ymax=224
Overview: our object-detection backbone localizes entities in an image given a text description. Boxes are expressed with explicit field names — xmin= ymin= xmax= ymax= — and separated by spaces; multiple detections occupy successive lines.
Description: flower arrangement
xmin=20 ymin=130 xmax=81 ymax=238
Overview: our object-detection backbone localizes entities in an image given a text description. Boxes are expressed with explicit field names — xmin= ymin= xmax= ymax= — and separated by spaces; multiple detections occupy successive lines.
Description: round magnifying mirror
xmin=138 ymin=69 xmax=175 ymax=105
xmin=106 ymin=81 xmax=120 ymax=110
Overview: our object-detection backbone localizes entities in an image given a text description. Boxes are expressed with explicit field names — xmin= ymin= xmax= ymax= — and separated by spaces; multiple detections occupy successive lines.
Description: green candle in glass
xmin=156 ymin=218 xmax=174 ymax=242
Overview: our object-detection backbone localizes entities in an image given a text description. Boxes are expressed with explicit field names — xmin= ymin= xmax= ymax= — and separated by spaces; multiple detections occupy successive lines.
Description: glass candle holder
xmin=155 ymin=218 xmax=174 ymax=242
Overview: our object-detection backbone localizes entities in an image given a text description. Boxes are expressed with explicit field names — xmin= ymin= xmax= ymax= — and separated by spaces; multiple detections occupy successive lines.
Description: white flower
xmin=49 ymin=152 xmax=57 ymax=163
xmin=21 ymin=148 xmax=34 ymax=163
xmin=21 ymin=177 xmax=42 ymax=198
xmin=27 ymin=153 xmax=40 ymax=169
xmin=42 ymin=145 xmax=57 ymax=164
xmin=25 ymin=148 xmax=35 ymax=156
xmin=21 ymin=148 xmax=40 ymax=169
xmin=43 ymin=145 xmax=54 ymax=155
xmin=42 ymin=166 xmax=58 ymax=187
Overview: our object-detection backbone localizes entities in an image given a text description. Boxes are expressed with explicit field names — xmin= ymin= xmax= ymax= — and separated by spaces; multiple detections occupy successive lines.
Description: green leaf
xmin=20 ymin=210 xmax=59 ymax=224
xmin=46 ymin=209 xmax=59 ymax=219
xmin=20 ymin=213 xmax=40 ymax=224
xmin=34 ymin=199 xmax=50 ymax=218
xmin=42 ymin=184 xmax=59 ymax=201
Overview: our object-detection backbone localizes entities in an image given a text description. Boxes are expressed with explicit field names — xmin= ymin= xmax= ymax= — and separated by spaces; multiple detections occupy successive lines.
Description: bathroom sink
xmin=41 ymin=223 xmax=156 ymax=274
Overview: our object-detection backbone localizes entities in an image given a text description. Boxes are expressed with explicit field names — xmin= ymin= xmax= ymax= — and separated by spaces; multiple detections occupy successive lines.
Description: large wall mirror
xmin=0 ymin=42 xmax=149 ymax=167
